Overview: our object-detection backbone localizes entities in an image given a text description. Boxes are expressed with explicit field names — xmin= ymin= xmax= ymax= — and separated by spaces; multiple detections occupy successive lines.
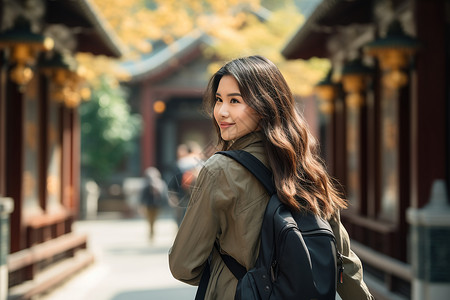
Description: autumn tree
xmin=203 ymin=0 xmax=330 ymax=96
xmin=85 ymin=0 xmax=329 ymax=95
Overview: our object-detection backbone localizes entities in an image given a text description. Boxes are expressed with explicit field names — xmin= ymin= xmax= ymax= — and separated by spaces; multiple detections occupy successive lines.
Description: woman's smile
xmin=218 ymin=122 xmax=235 ymax=128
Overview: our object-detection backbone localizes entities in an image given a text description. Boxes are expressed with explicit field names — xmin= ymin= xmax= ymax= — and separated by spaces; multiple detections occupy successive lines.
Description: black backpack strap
xmin=195 ymin=245 xmax=247 ymax=299
xmin=214 ymin=243 xmax=247 ymax=280
xmin=195 ymin=259 xmax=211 ymax=300
xmin=216 ymin=150 xmax=276 ymax=195
xmin=214 ymin=150 xmax=279 ymax=281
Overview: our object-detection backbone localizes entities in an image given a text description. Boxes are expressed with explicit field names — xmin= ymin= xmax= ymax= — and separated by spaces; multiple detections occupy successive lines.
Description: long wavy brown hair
xmin=203 ymin=55 xmax=347 ymax=219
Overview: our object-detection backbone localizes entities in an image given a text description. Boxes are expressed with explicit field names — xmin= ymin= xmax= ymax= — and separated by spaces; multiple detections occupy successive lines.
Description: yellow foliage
xmin=77 ymin=0 xmax=329 ymax=97
xmin=76 ymin=53 xmax=130 ymax=88
xmin=204 ymin=2 xmax=330 ymax=96
xmin=92 ymin=0 xmax=261 ymax=53
xmin=78 ymin=0 xmax=263 ymax=87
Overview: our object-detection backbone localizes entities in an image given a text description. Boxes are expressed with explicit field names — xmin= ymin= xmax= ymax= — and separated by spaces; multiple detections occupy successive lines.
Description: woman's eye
xmin=230 ymin=98 xmax=240 ymax=104
xmin=215 ymin=97 xmax=222 ymax=102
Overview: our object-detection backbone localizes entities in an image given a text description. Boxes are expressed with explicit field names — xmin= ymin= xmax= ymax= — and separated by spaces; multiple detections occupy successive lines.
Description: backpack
xmin=196 ymin=150 xmax=343 ymax=300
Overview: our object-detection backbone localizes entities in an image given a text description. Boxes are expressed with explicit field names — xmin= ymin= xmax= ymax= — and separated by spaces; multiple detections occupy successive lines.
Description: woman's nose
xmin=218 ymin=104 xmax=229 ymax=117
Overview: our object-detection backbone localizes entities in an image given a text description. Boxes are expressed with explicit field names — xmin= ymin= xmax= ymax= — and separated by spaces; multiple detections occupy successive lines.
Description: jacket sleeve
xmin=168 ymin=164 xmax=221 ymax=285
xmin=330 ymin=213 xmax=374 ymax=300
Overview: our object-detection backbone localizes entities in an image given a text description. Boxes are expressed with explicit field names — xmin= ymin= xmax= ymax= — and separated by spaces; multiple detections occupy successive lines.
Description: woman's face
xmin=214 ymin=75 xmax=260 ymax=141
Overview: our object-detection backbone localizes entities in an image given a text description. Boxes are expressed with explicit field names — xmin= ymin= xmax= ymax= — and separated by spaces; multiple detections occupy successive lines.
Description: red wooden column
xmin=365 ymin=73 xmax=381 ymax=219
xmin=410 ymin=0 xmax=447 ymax=209
xmin=71 ymin=109 xmax=81 ymax=220
xmin=0 ymin=55 xmax=6 ymax=196
xmin=5 ymin=79 xmax=25 ymax=252
xmin=61 ymin=106 xmax=72 ymax=210
xmin=333 ymin=93 xmax=347 ymax=194
xmin=141 ymin=82 xmax=156 ymax=171
xmin=38 ymin=75 xmax=48 ymax=211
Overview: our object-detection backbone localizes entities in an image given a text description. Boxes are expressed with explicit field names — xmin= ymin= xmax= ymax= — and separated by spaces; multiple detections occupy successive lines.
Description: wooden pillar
xmin=62 ymin=106 xmax=72 ymax=210
xmin=366 ymin=72 xmax=381 ymax=219
xmin=333 ymin=93 xmax=347 ymax=193
xmin=410 ymin=0 xmax=447 ymax=209
xmin=396 ymin=80 xmax=411 ymax=261
xmin=5 ymin=79 xmax=25 ymax=253
xmin=322 ymin=112 xmax=334 ymax=175
xmin=0 ymin=53 xmax=6 ymax=196
xmin=71 ymin=109 xmax=81 ymax=220
xmin=359 ymin=94 xmax=368 ymax=216
xmin=141 ymin=82 xmax=156 ymax=171
xmin=39 ymin=75 xmax=48 ymax=210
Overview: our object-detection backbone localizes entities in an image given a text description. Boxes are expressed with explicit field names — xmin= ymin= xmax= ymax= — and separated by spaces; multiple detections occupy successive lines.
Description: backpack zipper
xmin=337 ymin=251 xmax=344 ymax=283
xmin=270 ymin=224 xmax=296 ymax=282
xmin=270 ymin=260 xmax=278 ymax=282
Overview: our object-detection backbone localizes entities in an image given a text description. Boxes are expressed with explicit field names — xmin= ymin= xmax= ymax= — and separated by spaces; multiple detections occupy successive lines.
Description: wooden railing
xmin=7 ymin=215 xmax=94 ymax=299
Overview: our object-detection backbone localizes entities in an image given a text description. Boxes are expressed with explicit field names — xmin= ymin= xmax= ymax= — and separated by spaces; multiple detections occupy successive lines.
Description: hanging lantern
xmin=341 ymin=58 xmax=372 ymax=109
xmin=0 ymin=17 xmax=53 ymax=89
xmin=364 ymin=20 xmax=419 ymax=89
xmin=39 ymin=52 xmax=89 ymax=108
xmin=315 ymin=69 xmax=337 ymax=114
xmin=39 ymin=51 xmax=73 ymax=103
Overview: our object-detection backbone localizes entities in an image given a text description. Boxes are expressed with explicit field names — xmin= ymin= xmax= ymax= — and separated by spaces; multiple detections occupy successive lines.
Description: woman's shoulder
xmin=200 ymin=152 xmax=251 ymax=181
xmin=203 ymin=152 xmax=236 ymax=172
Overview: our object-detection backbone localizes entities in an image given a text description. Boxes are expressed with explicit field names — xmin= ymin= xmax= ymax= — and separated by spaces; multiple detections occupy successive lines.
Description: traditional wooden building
xmin=121 ymin=30 xmax=215 ymax=181
xmin=282 ymin=0 xmax=449 ymax=299
xmin=0 ymin=0 xmax=123 ymax=298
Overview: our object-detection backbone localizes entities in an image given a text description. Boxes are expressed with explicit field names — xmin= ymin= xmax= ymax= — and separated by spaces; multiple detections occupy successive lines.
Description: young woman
xmin=169 ymin=55 xmax=373 ymax=299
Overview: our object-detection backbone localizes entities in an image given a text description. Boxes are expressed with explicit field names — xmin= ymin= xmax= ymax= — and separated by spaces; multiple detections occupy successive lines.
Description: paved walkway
xmin=41 ymin=209 xmax=196 ymax=300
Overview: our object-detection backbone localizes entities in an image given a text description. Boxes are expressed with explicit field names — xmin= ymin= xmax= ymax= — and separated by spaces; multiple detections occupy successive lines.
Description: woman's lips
xmin=219 ymin=122 xmax=234 ymax=128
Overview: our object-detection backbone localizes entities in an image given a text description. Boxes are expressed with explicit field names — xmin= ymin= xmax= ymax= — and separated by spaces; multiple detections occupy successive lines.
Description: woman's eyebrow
xmin=216 ymin=92 xmax=242 ymax=97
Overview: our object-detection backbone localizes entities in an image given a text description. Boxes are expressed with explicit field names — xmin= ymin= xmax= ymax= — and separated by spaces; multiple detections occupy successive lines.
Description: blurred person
xmin=140 ymin=167 xmax=168 ymax=241
xmin=169 ymin=56 xmax=373 ymax=299
xmin=168 ymin=142 xmax=203 ymax=227
xmin=84 ymin=180 xmax=99 ymax=219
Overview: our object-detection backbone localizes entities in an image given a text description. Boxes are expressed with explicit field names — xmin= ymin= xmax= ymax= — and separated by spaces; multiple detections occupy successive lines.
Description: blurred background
xmin=0 ymin=0 xmax=449 ymax=299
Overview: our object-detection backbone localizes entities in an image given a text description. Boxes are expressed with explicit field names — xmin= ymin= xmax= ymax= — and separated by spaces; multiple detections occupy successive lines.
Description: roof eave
xmin=124 ymin=31 xmax=210 ymax=82
xmin=75 ymin=0 xmax=125 ymax=57
xmin=281 ymin=0 xmax=339 ymax=60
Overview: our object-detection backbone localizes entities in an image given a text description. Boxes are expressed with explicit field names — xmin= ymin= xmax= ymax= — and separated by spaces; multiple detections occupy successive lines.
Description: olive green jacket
xmin=169 ymin=132 xmax=373 ymax=299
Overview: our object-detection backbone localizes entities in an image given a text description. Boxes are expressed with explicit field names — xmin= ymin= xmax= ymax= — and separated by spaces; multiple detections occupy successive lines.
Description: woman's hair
xmin=203 ymin=55 xmax=347 ymax=218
